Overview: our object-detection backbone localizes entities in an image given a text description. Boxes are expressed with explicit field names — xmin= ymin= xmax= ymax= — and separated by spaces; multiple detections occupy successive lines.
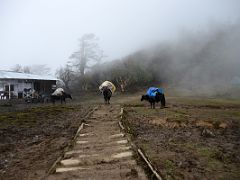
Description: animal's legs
xmin=160 ymin=94 xmax=166 ymax=108
xmin=104 ymin=97 xmax=107 ymax=104
xmin=153 ymin=102 xmax=156 ymax=109
xmin=150 ymin=102 xmax=153 ymax=109
xmin=51 ymin=97 xmax=55 ymax=105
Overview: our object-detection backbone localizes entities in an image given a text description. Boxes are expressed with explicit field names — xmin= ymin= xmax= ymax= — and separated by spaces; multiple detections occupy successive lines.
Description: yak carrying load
xmin=99 ymin=81 xmax=116 ymax=94
xmin=141 ymin=87 xmax=166 ymax=109
xmin=99 ymin=81 xmax=116 ymax=104
xmin=146 ymin=87 xmax=163 ymax=97
xmin=52 ymin=88 xmax=64 ymax=96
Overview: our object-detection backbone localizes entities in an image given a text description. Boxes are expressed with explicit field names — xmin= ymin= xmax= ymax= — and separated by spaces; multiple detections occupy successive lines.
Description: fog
xmin=83 ymin=22 xmax=240 ymax=96
xmin=1 ymin=0 xmax=240 ymax=73
xmin=149 ymin=23 xmax=240 ymax=96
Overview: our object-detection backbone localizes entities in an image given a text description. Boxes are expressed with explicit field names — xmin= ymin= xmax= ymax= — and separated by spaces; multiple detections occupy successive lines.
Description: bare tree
xmin=11 ymin=64 xmax=51 ymax=75
xmin=70 ymin=33 xmax=104 ymax=76
xmin=55 ymin=64 xmax=74 ymax=91
xmin=116 ymin=76 xmax=130 ymax=92
xmin=11 ymin=64 xmax=31 ymax=73
xmin=29 ymin=64 xmax=51 ymax=75
xmin=22 ymin=66 xmax=31 ymax=73
xmin=11 ymin=64 xmax=23 ymax=72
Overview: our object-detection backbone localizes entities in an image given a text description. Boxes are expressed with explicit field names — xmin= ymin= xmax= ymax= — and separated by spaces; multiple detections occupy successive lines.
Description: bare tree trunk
xmin=116 ymin=77 xmax=129 ymax=93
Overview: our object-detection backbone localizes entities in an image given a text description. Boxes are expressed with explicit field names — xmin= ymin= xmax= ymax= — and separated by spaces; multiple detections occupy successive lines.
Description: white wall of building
xmin=0 ymin=79 xmax=33 ymax=98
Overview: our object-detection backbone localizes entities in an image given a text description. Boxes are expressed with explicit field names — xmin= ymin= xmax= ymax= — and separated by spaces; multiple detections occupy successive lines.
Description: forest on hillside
xmin=55 ymin=23 xmax=240 ymax=97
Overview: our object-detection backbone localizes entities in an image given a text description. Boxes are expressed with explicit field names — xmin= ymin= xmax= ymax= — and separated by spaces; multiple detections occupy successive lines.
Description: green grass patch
xmin=128 ymin=107 xmax=162 ymax=116
xmin=207 ymin=159 xmax=224 ymax=171
xmin=164 ymin=109 xmax=189 ymax=124
xmin=165 ymin=159 xmax=176 ymax=177
xmin=0 ymin=105 xmax=76 ymax=128
xmin=198 ymin=147 xmax=217 ymax=158
xmin=0 ymin=103 xmax=12 ymax=107
xmin=182 ymin=142 xmax=197 ymax=150
xmin=197 ymin=147 xmax=228 ymax=163
xmin=123 ymin=103 xmax=145 ymax=107
xmin=225 ymin=110 xmax=240 ymax=118
xmin=169 ymin=97 xmax=240 ymax=107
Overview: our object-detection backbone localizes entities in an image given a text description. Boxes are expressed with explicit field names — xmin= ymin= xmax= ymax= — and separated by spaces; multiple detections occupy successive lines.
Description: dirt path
xmin=46 ymin=105 xmax=147 ymax=180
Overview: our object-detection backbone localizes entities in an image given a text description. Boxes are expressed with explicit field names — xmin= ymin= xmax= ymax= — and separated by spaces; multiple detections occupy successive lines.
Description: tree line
xmin=57 ymin=24 xmax=240 ymax=95
xmin=55 ymin=34 xmax=169 ymax=93
xmin=11 ymin=23 xmax=240 ymax=96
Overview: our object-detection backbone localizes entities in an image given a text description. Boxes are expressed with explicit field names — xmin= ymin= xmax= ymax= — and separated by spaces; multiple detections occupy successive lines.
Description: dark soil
xmin=123 ymin=97 xmax=240 ymax=180
xmin=0 ymin=95 xmax=239 ymax=180
xmin=0 ymin=104 xmax=92 ymax=180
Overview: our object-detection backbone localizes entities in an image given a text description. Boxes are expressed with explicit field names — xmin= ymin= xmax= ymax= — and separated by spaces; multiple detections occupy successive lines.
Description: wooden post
xmin=138 ymin=149 xmax=162 ymax=180
xmin=8 ymin=84 xmax=11 ymax=100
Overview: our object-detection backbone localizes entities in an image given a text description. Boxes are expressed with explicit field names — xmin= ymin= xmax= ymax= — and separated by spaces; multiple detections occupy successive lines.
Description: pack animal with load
xmin=141 ymin=87 xmax=166 ymax=109
xmin=50 ymin=88 xmax=72 ymax=104
xmin=99 ymin=81 xmax=116 ymax=104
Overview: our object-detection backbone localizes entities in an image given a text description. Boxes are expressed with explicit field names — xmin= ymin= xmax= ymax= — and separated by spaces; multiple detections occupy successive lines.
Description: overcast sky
xmin=0 ymin=0 xmax=239 ymax=74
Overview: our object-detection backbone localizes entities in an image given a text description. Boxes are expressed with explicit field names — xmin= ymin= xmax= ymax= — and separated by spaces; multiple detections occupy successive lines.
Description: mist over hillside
xmin=55 ymin=22 xmax=240 ymax=97
xmin=86 ymin=23 xmax=240 ymax=96
xmin=167 ymin=23 xmax=240 ymax=88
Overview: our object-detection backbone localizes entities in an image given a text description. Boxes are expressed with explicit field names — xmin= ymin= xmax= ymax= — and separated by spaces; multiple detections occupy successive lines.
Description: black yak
xmin=51 ymin=92 xmax=72 ymax=104
xmin=99 ymin=81 xmax=116 ymax=104
xmin=102 ymin=87 xmax=112 ymax=104
xmin=141 ymin=87 xmax=166 ymax=109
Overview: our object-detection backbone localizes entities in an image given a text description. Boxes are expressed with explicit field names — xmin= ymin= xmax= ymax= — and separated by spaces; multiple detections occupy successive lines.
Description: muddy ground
xmin=0 ymin=94 xmax=240 ymax=180
xmin=123 ymin=97 xmax=240 ymax=180
xmin=0 ymin=102 xmax=93 ymax=180
xmin=47 ymin=104 xmax=147 ymax=180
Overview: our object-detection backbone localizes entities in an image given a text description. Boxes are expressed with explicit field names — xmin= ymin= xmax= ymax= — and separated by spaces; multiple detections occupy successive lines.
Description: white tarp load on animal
xmin=99 ymin=81 xmax=116 ymax=93
xmin=52 ymin=88 xmax=64 ymax=96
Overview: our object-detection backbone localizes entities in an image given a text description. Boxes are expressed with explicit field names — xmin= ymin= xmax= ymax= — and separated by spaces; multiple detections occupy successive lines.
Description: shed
xmin=0 ymin=70 xmax=59 ymax=99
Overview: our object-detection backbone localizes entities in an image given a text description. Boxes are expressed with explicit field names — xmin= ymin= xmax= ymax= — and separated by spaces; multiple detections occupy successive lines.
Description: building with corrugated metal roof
xmin=0 ymin=70 xmax=59 ymax=99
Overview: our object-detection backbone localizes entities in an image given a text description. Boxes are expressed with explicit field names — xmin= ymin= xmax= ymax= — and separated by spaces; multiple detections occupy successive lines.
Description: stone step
xmin=75 ymin=135 xmax=126 ymax=144
xmin=57 ymin=159 xmax=137 ymax=172
xmin=73 ymin=139 xmax=129 ymax=150
xmin=79 ymin=127 xmax=121 ymax=135
xmin=47 ymin=105 xmax=147 ymax=180
xmin=50 ymin=167 xmax=142 ymax=180
xmin=64 ymin=145 xmax=132 ymax=159
xmin=60 ymin=151 xmax=134 ymax=167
